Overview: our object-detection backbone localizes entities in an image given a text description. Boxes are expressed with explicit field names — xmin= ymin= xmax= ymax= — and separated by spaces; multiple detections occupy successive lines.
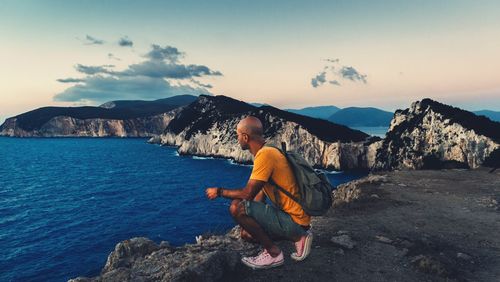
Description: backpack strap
xmin=264 ymin=144 xmax=303 ymax=209
xmin=268 ymin=177 xmax=301 ymax=206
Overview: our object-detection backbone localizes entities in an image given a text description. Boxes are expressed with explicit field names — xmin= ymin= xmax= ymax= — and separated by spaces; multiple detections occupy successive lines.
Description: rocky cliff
xmin=374 ymin=99 xmax=500 ymax=170
xmin=68 ymin=227 xmax=259 ymax=282
xmin=0 ymin=111 xmax=179 ymax=137
xmin=149 ymin=95 xmax=380 ymax=170
xmin=0 ymin=95 xmax=197 ymax=137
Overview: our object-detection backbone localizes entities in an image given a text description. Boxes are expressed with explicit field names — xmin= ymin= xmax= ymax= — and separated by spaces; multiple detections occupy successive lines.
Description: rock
xmin=398 ymin=183 xmax=407 ymax=187
xmin=373 ymin=98 xmax=499 ymax=170
xmin=477 ymin=196 xmax=499 ymax=209
xmin=457 ymin=252 xmax=473 ymax=261
xmin=331 ymin=235 xmax=356 ymax=249
xmin=333 ymin=175 xmax=386 ymax=207
xmin=155 ymin=95 xmax=377 ymax=170
xmin=68 ymin=278 xmax=95 ymax=282
xmin=398 ymin=239 xmax=414 ymax=249
xmin=334 ymin=249 xmax=345 ymax=255
xmin=375 ymin=235 xmax=393 ymax=244
xmin=69 ymin=228 xmax=258 ymax=282
xmin=159 ymin=241 xmax=171 ymax=249
xmin=1 ymin=107 xmax=181 ymax=137
xmin=102 ymin=237 xmax=161 ymax=273
xmin=410 ymin=255 xmax=425 ymax=263
xmin=410 ymin=255 xmax=450 ymax=278
xmin=336 ymin=230 xmax=350 ymax=235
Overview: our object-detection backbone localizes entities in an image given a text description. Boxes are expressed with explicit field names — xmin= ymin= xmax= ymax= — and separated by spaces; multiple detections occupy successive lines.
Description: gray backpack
xmin=266 ymin=143 xmax=334 ymax=216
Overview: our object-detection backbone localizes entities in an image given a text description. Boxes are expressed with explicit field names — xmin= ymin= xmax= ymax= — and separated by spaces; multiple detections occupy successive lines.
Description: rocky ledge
xmin=70 ymin=168 xmax=500 ymax=281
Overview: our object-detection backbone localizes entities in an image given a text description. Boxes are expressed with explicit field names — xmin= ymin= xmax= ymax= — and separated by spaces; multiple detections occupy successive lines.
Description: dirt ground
xmin=231 ymin=168 xmax=500 ymax=282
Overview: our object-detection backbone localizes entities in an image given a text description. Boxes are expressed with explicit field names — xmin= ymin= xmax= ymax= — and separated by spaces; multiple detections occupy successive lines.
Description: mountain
xmin=285 ymin=106 xmax=340 ymax=120
xmin=0 ymin=95 xmax=198 ymax=137
xmin=150 ymin=95 xmax=380 ymax=170
xmin=287 ymin=106 xmax=500 ymax=127
xmin=328 ymin=107 xmax=393 ymax=127
xmin=473 ymin=110 xmax=500 ymax=122
xmin=99 ymin=95 xmax=197 ymax=110
xmin=249 ymin=102 xmax=270 ymax=107
xmin=374 ymin=98 xmax=500 ymax=170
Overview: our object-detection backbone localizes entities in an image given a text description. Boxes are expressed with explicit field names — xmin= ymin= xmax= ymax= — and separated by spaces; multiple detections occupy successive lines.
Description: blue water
xmin=351 ymin=126 xmax=388 ymax=138
xmin=0 ymin=137 xmax=367 ymax=282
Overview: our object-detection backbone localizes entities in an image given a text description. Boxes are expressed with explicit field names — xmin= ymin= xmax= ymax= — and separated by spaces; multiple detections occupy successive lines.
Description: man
xmin=206 ymin=116 xmax=313 ymax=269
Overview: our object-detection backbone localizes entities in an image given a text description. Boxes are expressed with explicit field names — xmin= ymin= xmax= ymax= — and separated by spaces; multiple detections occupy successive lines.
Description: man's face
xmin=236 ymin=125 xmax=250 ymax=150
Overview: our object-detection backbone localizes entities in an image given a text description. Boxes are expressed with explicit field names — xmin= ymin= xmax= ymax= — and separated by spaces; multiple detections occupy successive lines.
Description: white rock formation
xmin=374 ymin=99 xmax=499 ymax=170
xmin=0 ymin=111 xmax=177 ymax=137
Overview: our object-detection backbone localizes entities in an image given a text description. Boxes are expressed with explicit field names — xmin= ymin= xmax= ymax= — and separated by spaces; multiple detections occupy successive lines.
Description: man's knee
xmin=229 ymin=199 xmax=241 ymax=217
xmin=229 ymin=200 xmax=247 ymax=218
xmin=236 ymin=201 xmax=247 ymax=217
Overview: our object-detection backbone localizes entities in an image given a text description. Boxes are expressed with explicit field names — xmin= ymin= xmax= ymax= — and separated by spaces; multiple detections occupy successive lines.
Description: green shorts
xmin=242 ymin=200 xmax=307 ymax=240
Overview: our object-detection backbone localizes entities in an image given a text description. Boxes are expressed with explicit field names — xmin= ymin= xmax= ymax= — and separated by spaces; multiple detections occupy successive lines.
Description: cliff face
xmin=374 ymin=99 xmax=499 ymax=170
xmin=150 ymin=95 xmax=379 ymax=170
xmin=0 ymin=111 xmax=178 ymax=137
xmin=0 ymin=95 xmax=197 ymax=137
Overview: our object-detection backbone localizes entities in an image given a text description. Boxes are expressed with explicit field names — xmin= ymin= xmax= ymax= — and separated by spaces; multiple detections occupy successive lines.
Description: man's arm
xmin=206 ymin=179 xmax=266 ymax=200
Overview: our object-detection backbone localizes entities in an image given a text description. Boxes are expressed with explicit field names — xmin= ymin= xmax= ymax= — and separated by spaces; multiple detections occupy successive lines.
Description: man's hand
xmin=206 ymin=187 xmax=219 ymax=200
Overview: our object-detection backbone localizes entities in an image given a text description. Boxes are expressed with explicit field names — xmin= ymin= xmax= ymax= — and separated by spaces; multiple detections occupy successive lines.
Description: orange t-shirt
xmin=249 ymin=146 xmax=311 ymax=226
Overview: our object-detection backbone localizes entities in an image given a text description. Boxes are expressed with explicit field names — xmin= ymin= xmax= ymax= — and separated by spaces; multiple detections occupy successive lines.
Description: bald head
xmin=237 ymin=116 xmax=264 ymax=138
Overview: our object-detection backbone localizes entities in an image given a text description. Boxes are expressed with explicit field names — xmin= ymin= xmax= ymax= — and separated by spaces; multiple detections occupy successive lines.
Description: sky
xmin=1 ymin=0 xmax=499 ymax=123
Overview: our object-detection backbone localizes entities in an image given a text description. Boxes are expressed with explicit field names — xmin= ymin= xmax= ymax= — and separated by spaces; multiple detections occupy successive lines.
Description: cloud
xmin=55 ymin=44 xmax=221 ymax=103
xmin=54 ymin=75 xmax=210 ymax=103
xmin=118 ymin=37 xmax=133 ymax=47
xmin=311 ymin=71 xmax=327 ymax=88
xmin=75 ymin=64 xmax=115 ymax=75
xmin=145 ymin=44 xmax=184 ymax=63
xmin=122 ymin=61 xmax=222 ymax=79
xmin=108 ymin=53 xmax=121 ymax=61
xmin=190 ymin=79 xmax=213 ymax=89
xmin=339 ymin=66 xmax=367 ymax=83
xmin=311 ymin=59 xmax=367 ymax=88
xmin=56 ymin=78 xmax=86 ymax=83
xmin=84 ymin=35 xmax=104 ymax=45
xmin=325 ymin=58 xmax=339 ymax=64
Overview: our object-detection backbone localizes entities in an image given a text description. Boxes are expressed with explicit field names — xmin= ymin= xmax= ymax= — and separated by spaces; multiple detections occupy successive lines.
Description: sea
xmin=0 ymin=137 xmax=367 ymax=282
xmin=351 ymin=126 xmax=388 ymax=138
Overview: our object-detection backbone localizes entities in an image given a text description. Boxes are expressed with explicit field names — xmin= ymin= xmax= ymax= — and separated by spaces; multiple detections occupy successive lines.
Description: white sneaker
xmin=291 ymin=231 xmax=313 ymax=261
xmin=241 ymin=249 xmax=285 ymax=269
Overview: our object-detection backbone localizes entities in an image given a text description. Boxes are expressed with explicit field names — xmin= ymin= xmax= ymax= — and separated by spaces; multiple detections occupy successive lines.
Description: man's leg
xmin=234 ymin=200 xmax=313 ymax=262
xmin=240 ymin=228 xmax=257 ymax=243
xmin=229 ymin=199 xmax=281 ymax=257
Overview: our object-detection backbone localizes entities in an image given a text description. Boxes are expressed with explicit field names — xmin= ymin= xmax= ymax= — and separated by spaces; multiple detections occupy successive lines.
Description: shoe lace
xmin=256 ymin=250 xmax=270 ymax=262
xmin=247 ymin=250 xmax=268 ymax=263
